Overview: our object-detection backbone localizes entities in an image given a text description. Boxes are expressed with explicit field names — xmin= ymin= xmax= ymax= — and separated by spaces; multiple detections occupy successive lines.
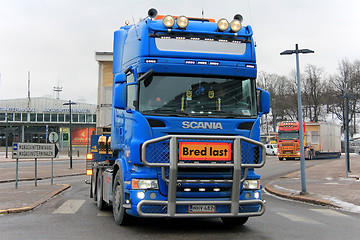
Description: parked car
xmin=265 ymin=144 xmax=277 ymax=155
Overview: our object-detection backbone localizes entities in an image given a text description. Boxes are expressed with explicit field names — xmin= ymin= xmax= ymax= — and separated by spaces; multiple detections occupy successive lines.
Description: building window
xmin=15 ymin=113 xmax=21 ymax=121
xmin=30 ymin=113 xmax=36 ymax=122
xmin=86 ymin=114 xmax=92 ymax=122
xmin=0 ymin=113 xmax=5 ymax=121
xmin=7 ymin=113 xmax=14 ymax=121
xmin=44 ymin=114 xmax=50 ymax=122
xmin=37 ymin=113 xmax=43 ymax=122
xmin=93 ymin=114 xmax=96 ymax=123
xmin=79 ymin=114 xmax=85 ymax=122
xmin=72 ymin=114 xmax=79 ymax=123
xmin=22 ymin=113 xmax=28 ymax=122
xmin=51 ymin=114 xmax=57 ymax=122
xmin=65 ymin=114 xmax=70 ymax=122
xmin=58 ymin=114 xmax=65 ymax=122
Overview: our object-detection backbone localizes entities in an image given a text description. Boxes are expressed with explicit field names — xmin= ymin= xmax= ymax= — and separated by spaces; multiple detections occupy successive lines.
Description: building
xmin=95 ymin=52 xmax=113 ymax=134
xmin=0 ymin=97 xmax=96 ymax=150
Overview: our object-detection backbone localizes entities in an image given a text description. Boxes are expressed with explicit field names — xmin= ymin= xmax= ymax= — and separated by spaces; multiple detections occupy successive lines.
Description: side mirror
xmin=113 ymin=83 xmax=126 ymax=109
xmin=114 ymin=73 xmax=127 ymax=84
xmin=258 ymin=89 xmax=270 ymax=116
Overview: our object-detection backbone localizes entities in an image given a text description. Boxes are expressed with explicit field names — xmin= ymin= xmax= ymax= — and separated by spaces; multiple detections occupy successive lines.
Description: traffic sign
xmin=49 ymin=132 xmax=59 ymax=143
xmin=12 ymin=143 xmax=59 ymax=159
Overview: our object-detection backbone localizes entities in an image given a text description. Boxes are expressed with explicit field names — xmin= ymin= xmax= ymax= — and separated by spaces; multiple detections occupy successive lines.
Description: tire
xmin=91 ymin=170 xmax=97 ymax=200
xmin=221 ymin=217 xmax=249 ymax=225
xmin=113 ymin=170 xmax=131 ymax=225
xmin=97 ymin=171 xmax=106 ymax=210
xmin=279 ymin=158 xmax=284 ymax=161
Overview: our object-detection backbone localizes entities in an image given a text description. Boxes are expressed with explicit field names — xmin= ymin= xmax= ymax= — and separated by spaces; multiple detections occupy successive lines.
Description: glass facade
xmin=0 ymin=112 xmax=96 ymax=123
xmin=0 ymin=98 xmax=97 ymax=146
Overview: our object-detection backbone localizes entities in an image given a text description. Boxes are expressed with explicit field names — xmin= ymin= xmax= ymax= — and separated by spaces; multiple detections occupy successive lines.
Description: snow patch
xmin=322 ymin=196 xmax=360 ymax=213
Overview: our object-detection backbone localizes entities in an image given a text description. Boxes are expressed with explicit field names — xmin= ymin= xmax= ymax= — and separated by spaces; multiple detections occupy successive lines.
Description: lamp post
xmin=5 ymin=113 xmax=9 ymax=158
xmin=63 ymin=100 xmax=77 ymax=169
xmin=280 ymin=44 xmax=314 ymax=194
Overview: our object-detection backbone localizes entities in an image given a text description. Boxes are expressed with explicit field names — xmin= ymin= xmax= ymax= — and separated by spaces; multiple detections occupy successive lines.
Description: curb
xmin=265 ymin=183 xmax=340 ymax=209
xmin=0 ymin=184 xmax=71 ymax=215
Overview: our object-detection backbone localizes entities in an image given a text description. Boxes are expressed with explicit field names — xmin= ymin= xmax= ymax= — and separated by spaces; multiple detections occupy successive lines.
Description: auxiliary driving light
xmin=230 ymin=19 xmax=242 ymax=32
xmin=217 ymin=18 xmax=229 ymax=31
xmin=163 ymin=15 xmax=175 ymax=28
xmin=177 ymin=16 xmax=189 ymax=29
xmin=137 ymin=192 xmax=145 ymax=199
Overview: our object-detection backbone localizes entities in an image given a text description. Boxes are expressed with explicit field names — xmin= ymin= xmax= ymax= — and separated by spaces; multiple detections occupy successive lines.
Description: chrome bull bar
xmin=139 ymin=135 xmax=266 ymax=217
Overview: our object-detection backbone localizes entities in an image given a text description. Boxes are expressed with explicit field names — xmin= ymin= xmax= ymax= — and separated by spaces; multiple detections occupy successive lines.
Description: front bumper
xmin=135 ymin=134 xmax=266 ymax=218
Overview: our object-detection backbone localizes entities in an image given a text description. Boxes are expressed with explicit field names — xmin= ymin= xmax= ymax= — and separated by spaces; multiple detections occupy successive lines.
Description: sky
xmin=0 ymin=0 xmax=359 ymax=104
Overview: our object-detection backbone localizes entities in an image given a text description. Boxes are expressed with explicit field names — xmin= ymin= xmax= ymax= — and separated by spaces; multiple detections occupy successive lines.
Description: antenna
xmin=27 ymin=71 xmax=31 ymax=108
xmin=202 ymin=9 xmax=204 ymax=22
xmin=53 ymin=79 xmax=63 ymax=99
xmin=132 ymin=16 xmax=140 ymax=41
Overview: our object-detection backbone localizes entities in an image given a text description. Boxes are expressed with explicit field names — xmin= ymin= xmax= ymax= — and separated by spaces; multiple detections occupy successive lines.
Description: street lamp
xmin=63 ymin=100 xmax=77 ymax=169
xmin=5 ymin=113 xmax=9 ymax=158
xmin=280 ymin=44 xmax=314 ymax=194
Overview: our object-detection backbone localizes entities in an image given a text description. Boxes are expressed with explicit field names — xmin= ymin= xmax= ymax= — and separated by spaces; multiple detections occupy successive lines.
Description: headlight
xmin=217 ymin=18 xmax=229 ymax=31
xmin=230 ymin=19 xmax=242 ymax=32
xmin=163 ymin=15 xmax=175 ymax=28
xmin=243 ymin=180 xmax=260 ymax=190
xmin=132 ymin=179 xmax=159 ymax=190
xmin=176 ymin=16 xmax=189 ymax=29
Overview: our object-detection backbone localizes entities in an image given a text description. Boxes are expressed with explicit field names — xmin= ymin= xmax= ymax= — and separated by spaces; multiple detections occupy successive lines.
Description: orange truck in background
xmin=277 ymin=122 xmax=341 ymax=160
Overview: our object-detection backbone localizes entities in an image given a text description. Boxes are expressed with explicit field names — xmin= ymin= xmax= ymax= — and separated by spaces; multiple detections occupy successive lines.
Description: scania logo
xmin=182 ymin=121 xmax=223 ymax=130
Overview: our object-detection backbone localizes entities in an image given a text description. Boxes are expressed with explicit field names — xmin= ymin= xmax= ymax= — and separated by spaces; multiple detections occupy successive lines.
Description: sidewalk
xmin=265 ymin=154 xmax=360 ymax=213
xmin=0 ymin=152 xmax=87 ymax=214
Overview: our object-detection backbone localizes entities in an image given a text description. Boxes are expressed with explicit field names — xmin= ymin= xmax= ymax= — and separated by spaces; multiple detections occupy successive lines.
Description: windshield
xmin=278 ymin=132 xmax=299 ymax=140
xmin=138 ymin=75 xmax=257 ymax=118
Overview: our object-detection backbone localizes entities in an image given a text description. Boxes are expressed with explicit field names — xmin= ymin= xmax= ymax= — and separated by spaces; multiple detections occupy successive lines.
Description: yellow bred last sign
xmin=179 ymin=142 xmax=231 ymax=161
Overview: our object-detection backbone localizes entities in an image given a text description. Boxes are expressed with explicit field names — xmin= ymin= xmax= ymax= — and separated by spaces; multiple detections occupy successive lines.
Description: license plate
xmin=189 ymin=205 xmax=216 ymax=213
xmin=179 ymin=142 xmax=231 ymax=161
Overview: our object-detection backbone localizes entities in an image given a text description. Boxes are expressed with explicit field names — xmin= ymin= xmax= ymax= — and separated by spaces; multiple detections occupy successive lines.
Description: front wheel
xmin=221 ymin=217 xmax=249 ymax=225
xmin=113 ymin=170 xmax=131 ymax=225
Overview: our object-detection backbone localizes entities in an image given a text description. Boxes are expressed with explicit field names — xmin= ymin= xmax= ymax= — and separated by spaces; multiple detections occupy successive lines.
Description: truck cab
xmin=90 ymin=9 xmax=270 ymax=226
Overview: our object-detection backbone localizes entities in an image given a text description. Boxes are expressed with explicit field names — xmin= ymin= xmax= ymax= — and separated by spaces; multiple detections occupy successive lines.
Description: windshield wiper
xmin=142 ymin=109 xmax=190 ymax=116
xmin=208 ymin=111 xmax=242 ymax=118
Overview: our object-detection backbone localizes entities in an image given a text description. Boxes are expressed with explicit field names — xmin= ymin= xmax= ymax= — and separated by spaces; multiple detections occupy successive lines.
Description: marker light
xmin=163 ymin=15 xmax=175 ymax=28
xmin=230 ymin=19 xmax=242 ymax=32
xmin=176 ymin=16 xmax=189 ymax=29
xmin=217 ymin=18 xmax=229 ymax=31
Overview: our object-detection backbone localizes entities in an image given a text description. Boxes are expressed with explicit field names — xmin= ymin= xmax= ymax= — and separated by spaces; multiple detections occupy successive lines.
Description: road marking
xmin=97 ymin=211 xmax=113 ymax=217
xmin=277 ymin=212 xmax=323 ymax=225
xmin=53 ymin=200 xmax=85 ymax=214
xmin=310 ymin=208 xmax=351 ymax=218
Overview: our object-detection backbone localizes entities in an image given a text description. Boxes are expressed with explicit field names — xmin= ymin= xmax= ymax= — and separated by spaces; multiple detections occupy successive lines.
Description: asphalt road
xmin=0 ymin=157 xmax=359 ymax=240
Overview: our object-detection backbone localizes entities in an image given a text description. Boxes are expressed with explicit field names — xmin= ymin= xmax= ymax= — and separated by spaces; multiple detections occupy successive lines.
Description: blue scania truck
xmin=88 ymin=9 xmax=270 ymax=226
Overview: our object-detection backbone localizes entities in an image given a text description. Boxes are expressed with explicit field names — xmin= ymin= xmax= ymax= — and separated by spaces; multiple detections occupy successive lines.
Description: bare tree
xmin=329 ymin=59 xmax=360 ymax=134
xmin=302 ymin=65 xmax=325 ymax=122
